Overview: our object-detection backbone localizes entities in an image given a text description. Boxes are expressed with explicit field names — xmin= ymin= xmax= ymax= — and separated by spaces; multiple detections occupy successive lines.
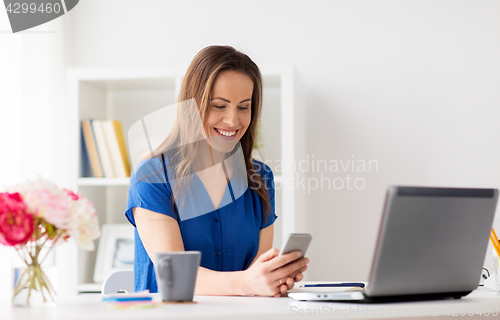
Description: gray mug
xmin=154 ymin=251 xmax=201 ymax=302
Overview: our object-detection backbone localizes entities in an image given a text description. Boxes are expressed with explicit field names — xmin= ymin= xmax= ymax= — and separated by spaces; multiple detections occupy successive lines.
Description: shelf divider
xmin=78 ymin=177 xmax=130 ymax=186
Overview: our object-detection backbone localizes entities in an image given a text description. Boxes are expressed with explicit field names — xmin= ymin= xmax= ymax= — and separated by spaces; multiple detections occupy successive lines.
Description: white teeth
xmin=215 ymin=128 xmax=236 ymax=137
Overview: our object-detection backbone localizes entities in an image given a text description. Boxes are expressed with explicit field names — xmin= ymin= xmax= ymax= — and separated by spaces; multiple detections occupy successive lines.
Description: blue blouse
xmin=124 ymin=155 xmax=277 ymax=293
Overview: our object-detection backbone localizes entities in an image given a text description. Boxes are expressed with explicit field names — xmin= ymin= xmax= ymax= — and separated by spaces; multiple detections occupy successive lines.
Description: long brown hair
xmin=141 ymin=45 xmax=271 ymax=220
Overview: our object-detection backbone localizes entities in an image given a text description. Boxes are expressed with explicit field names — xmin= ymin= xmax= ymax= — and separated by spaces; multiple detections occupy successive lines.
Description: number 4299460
xmin=6 ymin=2 xmax=62 ymax=14
xmin=443 ymin=305 xmax=499 ymax=317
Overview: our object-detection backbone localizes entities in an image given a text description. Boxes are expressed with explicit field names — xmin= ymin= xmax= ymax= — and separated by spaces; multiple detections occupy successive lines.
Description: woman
xmin=125 ymin=45 xmax=309 ymax=297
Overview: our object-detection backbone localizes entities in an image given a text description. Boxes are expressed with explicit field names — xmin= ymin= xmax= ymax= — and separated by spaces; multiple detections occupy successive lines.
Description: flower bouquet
xmin=0 ymin=176 xmax=100 ymax=307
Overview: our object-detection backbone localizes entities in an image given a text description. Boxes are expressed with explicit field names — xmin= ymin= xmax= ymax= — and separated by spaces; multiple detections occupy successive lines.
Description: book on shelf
xmin=81 ymin=120 xmax=103 ymax=178
xmin=91 ymin=119 xmax=115 ymax=178
xmin=102 ymin=120 xmax=131 ymax=178
xmin=81 ymin=119 xmax=131 ymax=178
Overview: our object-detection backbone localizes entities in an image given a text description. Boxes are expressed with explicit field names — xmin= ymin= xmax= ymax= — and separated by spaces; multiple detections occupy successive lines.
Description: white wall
xmin=0 ymin=11 xmax=68 ymax=299
xmin=64 ymin=0 xmax=500 ymax=281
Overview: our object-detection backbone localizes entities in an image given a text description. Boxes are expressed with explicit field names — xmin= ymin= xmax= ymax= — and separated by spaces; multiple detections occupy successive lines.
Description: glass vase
xmin=12 ymin=247 xmax=57 ymax=308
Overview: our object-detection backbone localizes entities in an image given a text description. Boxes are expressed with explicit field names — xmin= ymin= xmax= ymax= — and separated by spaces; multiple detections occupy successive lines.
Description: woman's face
xmin=204 ymin=69 xmax=253 ymax=153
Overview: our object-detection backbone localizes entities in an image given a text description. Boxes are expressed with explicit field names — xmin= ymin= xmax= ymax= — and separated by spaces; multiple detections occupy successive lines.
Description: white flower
xmin=66 ymin=197 xmax=100 ymax=251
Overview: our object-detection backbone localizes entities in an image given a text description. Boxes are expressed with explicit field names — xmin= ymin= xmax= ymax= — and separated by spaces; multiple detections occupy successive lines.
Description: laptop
xmin=289 ymin=186 xmax=498 ymax=302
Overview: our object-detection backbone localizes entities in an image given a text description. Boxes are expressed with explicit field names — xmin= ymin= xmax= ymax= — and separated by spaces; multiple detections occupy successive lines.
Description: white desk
xmin=3 ymin=288 xmax=500 ymax=320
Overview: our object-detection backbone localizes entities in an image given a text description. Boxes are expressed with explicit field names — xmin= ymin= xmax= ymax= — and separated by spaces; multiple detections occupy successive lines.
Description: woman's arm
xmin=248 ymin=224 xmax=274 ymax=268
xmin=133 ymin=207 xmax=308 ymax=297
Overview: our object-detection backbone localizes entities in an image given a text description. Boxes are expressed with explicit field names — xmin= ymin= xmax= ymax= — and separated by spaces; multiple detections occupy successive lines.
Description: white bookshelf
xmin=59 ymin=65 xmax=303 ymax=295
xmin=77 ymin=177 xmax=131 ymax=186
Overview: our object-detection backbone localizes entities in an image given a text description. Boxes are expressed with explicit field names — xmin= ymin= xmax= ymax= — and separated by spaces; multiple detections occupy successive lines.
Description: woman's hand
xmin=280 ymin=265 xmax=307 ymax=296
xmin=241 ymin=248 xmax=309 ymax=298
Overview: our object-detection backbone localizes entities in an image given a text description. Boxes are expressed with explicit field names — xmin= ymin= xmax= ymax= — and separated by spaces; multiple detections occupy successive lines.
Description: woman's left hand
xmin=278 ymin=265 xmax=308 ymax=296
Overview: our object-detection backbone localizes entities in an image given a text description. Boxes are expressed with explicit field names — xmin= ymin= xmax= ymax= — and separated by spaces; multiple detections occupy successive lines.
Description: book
xmin=91 ymin=119 xmax=115 ymax=178
xmin=289 ymin=282 xmax=365 ymax=294
xmin=102 ymin=297 xmax=152 ymax=302
xmin=112 ymin=120 xmax=132 ymax=177
xmin=102 ymin=120 xmax=131 ymax=178
xmin=81 ymin=120 xmax=103 ymax=177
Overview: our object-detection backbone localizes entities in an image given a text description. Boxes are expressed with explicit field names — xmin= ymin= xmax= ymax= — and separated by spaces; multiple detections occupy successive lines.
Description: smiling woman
xmin=124 ymin=45 xmax=309 ymax=297
xmin=206 ymin=70 xmax=253 ymax=154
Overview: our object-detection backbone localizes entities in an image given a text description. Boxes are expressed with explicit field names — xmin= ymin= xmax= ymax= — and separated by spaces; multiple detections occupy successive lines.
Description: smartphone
xmin=279 ymin=233 xmax=312 ymax=260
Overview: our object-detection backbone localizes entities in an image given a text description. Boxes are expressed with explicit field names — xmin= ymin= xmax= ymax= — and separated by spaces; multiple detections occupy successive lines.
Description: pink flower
xmin=0 ymin=192 xmax=34 ymax=246
xmin=5 ymin=176 xmax=101 ymax=251
xmin=64 ymin=189 xmax=81 ymax=201
xmin=10 ymin=177 xmax=71 ymax=229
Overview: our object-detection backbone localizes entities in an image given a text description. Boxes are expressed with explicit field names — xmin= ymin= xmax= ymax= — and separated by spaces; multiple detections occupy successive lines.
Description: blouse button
xmin=215 ymin=218 xmax=219 ymax=223
xmin=217 ymin=251 xmax=221 ymax=256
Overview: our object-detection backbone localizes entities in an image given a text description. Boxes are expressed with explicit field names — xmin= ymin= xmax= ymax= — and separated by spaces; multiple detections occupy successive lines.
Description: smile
xmin=214 ymin=128 xmax=237 ymax=137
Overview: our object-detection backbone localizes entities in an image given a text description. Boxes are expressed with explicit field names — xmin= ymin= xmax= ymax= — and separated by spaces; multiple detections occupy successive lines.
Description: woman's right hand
xmin=241 ymin=248 xmax=309 ymax=297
